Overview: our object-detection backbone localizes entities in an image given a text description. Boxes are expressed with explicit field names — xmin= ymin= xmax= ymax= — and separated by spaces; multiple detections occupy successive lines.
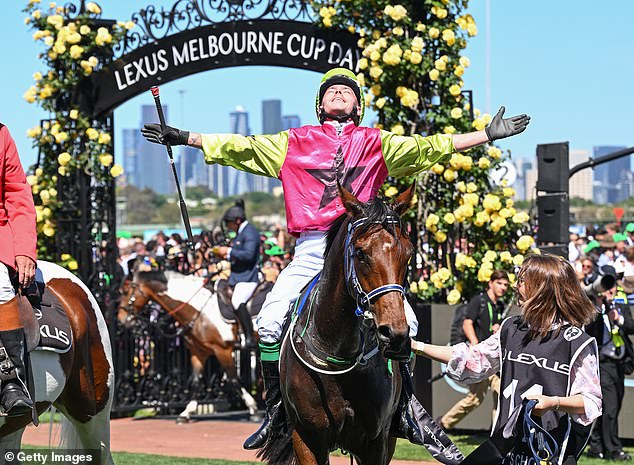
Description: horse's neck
xmin=145 ymin=282 xmax=200 ymax=324
xmin=310 ymin=234 xmax=361 ymax=352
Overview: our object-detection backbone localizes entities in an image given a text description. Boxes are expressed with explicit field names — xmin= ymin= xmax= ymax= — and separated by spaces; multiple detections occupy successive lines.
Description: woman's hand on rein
xmin=525 ymin=394 xmax=559 ymax=416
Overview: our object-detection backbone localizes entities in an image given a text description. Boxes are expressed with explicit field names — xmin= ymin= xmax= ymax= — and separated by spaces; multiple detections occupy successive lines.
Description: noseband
xmin=122 ymin=281 xmax=147 ymax=315
xmin=344 ymin=215 xmax=406 ymax=318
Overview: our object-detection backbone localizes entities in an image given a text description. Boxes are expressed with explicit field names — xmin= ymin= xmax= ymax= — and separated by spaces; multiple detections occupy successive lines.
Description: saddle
xmin=17 ymin=280 xmax=73 ymax=354
xmin=216 ymin=279 xmax=273 ymax=323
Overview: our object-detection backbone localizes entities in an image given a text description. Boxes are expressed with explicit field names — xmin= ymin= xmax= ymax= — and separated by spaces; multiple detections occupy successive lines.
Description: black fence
xmin=109 ymin=303 xmax=258 ymax=415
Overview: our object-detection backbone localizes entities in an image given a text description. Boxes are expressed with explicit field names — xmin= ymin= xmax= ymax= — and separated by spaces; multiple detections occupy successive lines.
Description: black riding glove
xmin=485 ymin=106 xmax=530 ymax=142
xmin=141 ymin=123 xmax=190 ymax=146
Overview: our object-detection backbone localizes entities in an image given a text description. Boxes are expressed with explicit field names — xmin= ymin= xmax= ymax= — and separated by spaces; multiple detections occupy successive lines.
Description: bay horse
xmin=118 ymin=268 xmax=259 ymax=420
xmin=268 ymin=185 xmax=415 ymax=465
xmin=0 ymin=261 xmax=114 ymax=465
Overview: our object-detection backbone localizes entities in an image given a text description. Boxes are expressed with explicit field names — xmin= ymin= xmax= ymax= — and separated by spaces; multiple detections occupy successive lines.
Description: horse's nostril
xmin=377 ymin=325 xmax=393 ymax=342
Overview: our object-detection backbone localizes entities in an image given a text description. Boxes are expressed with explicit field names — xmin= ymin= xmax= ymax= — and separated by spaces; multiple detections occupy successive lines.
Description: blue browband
xmin=343 ymin=215 xmax=406 ymax=317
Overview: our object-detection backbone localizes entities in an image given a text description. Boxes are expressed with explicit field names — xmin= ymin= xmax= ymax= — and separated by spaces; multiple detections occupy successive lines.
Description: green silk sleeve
xmin=380 ymin=131 xmax=455 ymax=177
xmin=201 ymin=131 xmax=289 ymax=178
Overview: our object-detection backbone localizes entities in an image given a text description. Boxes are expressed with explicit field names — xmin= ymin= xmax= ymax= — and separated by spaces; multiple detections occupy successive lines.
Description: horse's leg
xmin=214 ymin=345 xmax=258 ymax=416
xmin=356 ymin=434 xmax=393 ymax=465
xmin=177 ymin=352 xmax=206 ymax=422
xmin=292 ymin=429 xmax=329 ymax=465
xmin=0 ymin=425 xmax=25 ymax=453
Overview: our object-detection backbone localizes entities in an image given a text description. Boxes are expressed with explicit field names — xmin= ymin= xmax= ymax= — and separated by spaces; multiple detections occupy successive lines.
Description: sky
xmin=1 ymin=1 xmax=633 ymax=172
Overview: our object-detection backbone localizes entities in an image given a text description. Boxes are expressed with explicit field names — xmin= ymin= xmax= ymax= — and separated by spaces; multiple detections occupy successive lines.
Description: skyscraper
xmin=593 ymin=146 xmax=628 ymax=203
xmin=132 ymin=105 xmax=176 ymax=195
xmin=121 ymin=129 xmax=138 ymax=187
xmin=262 ymin=100 xmax=282 ymax=133
xmin=282 ymin=115 xmax=301 ymax=130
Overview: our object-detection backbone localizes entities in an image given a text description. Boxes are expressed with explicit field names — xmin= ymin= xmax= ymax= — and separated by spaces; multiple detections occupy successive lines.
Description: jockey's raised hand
xmin=141 ymin=123 xmax=190 ymax=146
xmin=485 ymin=106 xmax=531 ymax=142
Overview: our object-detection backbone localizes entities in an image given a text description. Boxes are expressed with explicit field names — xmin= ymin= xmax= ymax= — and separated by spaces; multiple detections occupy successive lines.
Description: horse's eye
xmin=354 ymin=248 xmax=366 ymax=262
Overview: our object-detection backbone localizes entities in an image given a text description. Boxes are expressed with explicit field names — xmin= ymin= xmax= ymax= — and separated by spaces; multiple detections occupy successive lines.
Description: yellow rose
xmin=426 ymin=213 xmax=440 ymax=229
xmin=61 ymin=253 xmax=71 ymax=261
xmin=384 ymin=186 xmax=398 ymax=198
xmin=444 ymin=125 xmax=456 ymax=134
xmin=450 ymin=108 xmax=463 ymax=119
xmin=358 ymin=58 xmax=368 ymax=70
xmin=449 ymin=84 xmax=461 ymax=96
xmin=459 ymin=56 xmax=471 ymax=68
xmin=434 ymin=231 xmax=447 ymax=243
xmin=443 ymin=168 xmax=457 ymax=182
xmin=443 ymin=212 xmax=455 ymax=225
xmin=411 ymin=36 xmax=424 ymax=52
xmin=391 ymin=124 xmax=405 ymax=135
xmin=418 ymin=279 xmax=428 ymax=291
xmin=69 ymin=109 xmax=79 ymax=119
xmin=488 ymin=146 xmax=503 ymax=159
xmin=482 ymin=194 xmax=502 ymax=212
xmin=369 ymin=65 xmax=383 ymax=80
xmin=69 ymin=45 xmax=84 ymax=59
xmin=428 ymin=27 xmax=440 ymax=39
xmin=503 ymin=187 xmax=516 ymax=198
xmin=42 ymin=224 xmax=55 ymax=237
xmin=456 ymin=181 xmax=466 ymax=193
xmin=409 ymin=52 xmax=422 ymax=65
xmin=478 ymin=157 xmax=490 ymax=169
xmin=447 ymin=289 xmax=461 ymax=305
xmin=438 ymin=267 xmax=451 ymax=281
xmin=498 ymin=208 xmax=513 ymax=219
xmin=95 ymin=27 xmax=112 ymax=46
xmin=434 ymin=58 xmax=446 ymax=71
xmin=80 ymin=25 xmax=91 ymax=35
xmin=466 ymin=182 xmax=477 ymax=193
xmin=516 ymin=235 xmax=534 ymax=252
xmin=513 ymin=255 xmax=525 ymax=267
xmin=484 ymin=250 xmax=497 ymax=262
xmin=477 ymin=267 xmax=493 ymax=282
xmin=110 ymin=164 xmax=124 ymax=178
xmin=125 ymin=21 xmax=136 ymax=30
xmin=512 ymin=212 xmax=530 ymax=224
xmin=67 ymin=260 xmax=78 ymax=271
xmin=454 ymin=65 xmax=464 ymax=77
xmin=415 ymin=23 xmax=425 ymax=32
xmin=375 ymin=97 xmax=386 ymax=109
xmin=463 ymin=193 xmax=479 ymax=206
xmin=431 ymin=163 xmax=444 ymax=174
xmin=429 ymin=69 xmax=440 ymax=81
xmin=500 ymin=251 xmax=513 ymax=263
xmin=393 ymin=27 xmax=404 ymax=36
xmin=409 ymin=281 xmax=419 ymax=294
xmin=58 ymin=152 xmax=71 ymax=166
xmin=98 ymin=132 xmax=111 ymax=144
xmin=85 ymin=128 xmax=99 ymax=140
xmin=86 ymin=1 xmax=101 ymax=14
xmin=99 ymin=153 xmax=113 ymax=167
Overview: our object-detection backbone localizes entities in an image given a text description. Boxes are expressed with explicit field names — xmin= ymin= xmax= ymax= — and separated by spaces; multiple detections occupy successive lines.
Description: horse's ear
xmin=393 ymin=183 xmax=416 ymax=217
xmin=338 ymin=182 xmax=364 ymax=217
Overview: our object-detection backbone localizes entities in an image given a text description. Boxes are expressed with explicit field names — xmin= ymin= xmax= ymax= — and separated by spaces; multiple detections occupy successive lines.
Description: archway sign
xmin=81 ymin=1 xmax=361 ymax=117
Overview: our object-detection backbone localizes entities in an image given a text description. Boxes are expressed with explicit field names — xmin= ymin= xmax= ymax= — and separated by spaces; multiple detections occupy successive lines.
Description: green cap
xmin=613 ymin=233 xmax=628 ymax=243
xmin=626 ymin=223 xmax=634 ymax=233
xmin=583 ymin=240 xmax=600 ymax=254
xmin=265 ymin=245 xmax=285 ymax=256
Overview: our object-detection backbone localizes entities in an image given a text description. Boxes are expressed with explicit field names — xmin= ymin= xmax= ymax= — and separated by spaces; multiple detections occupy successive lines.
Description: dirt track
xmin=22 ymin=413 xmax=435 ymax=464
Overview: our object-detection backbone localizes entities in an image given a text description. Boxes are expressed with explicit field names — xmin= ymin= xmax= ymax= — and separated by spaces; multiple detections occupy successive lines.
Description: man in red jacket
xmin=0 ymin=123 xmax=37 ymax=416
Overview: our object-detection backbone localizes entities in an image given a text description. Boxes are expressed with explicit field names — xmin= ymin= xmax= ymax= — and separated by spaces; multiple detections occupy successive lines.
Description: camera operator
xmin=585 ymin=268 xmax=634 ymax=461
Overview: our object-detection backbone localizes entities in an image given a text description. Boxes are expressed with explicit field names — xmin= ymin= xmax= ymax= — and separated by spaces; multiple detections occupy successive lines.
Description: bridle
xmin=344 ymin=215 xmax=406 ymax=319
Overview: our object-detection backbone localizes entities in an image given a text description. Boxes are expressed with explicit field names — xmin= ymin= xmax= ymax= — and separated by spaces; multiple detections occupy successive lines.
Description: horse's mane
xmin=136 ymin=270 xmax=168 ymax=283
xmin=324 ymin=197 xmax=403 ymax=258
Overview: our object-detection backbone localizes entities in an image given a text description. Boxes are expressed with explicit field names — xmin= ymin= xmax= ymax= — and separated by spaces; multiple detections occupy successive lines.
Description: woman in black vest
xmin=413 ymin=254 xmax=602 ymax=465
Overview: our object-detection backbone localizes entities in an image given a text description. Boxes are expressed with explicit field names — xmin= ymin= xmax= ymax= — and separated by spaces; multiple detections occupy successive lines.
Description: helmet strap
xmin=319 ymin=107 xmax=360 ymax=126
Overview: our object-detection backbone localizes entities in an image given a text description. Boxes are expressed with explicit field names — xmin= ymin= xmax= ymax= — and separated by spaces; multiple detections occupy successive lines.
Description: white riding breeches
xmin=231 ymin=281 xmax=260 ymax=309
xmin=255 ymin=232 xmax=418 ymax=344
xmin=0 ymin=263 xmax=16 ymax=304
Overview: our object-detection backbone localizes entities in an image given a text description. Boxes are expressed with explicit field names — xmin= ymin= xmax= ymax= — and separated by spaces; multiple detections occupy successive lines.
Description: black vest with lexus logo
xmin=495 ymin=316 xmax=596 ymax=465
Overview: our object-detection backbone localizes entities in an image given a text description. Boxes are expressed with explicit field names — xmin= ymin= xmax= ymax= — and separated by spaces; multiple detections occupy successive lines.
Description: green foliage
xmin=311 ymin=0 xmax=534 ymax=302
xmin=22 ymin=1 xmax=130 ymax=263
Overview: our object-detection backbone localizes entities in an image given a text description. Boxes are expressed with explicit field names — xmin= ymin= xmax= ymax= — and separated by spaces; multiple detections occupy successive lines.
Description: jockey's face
xmin=321 ymin=84 xmax=360 ymax=118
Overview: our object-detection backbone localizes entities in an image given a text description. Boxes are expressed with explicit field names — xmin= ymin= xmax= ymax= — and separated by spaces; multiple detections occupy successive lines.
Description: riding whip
xmin=150 ymin=86 xmax=194 ymax=247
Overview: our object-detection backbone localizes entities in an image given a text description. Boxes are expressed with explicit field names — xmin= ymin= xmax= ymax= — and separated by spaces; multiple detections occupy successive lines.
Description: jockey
xmin=141 ymin=67 xmax=531 ymax=449
xmin=0 ymin=124 xmax=37 ymax=416
xmin=212 ymin=200 xmax=260 ymax=348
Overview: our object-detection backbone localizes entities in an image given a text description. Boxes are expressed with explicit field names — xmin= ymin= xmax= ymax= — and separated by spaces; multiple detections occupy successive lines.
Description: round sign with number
xmin=489 ymin=160 xmax=517 ymax=187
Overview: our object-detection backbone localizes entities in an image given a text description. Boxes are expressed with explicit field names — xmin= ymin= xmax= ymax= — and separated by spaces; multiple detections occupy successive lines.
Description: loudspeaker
xmin=537 ymin=193 xmax=569 ymax=244
xmin=537 ymin=142 xmax=569 ymax=193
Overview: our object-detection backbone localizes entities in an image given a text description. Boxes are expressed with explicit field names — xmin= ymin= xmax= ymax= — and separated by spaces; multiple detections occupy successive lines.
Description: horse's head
xmin=338 ymin=183 xmax=415 ymax=360
xmin=117 ymin=270 xmax=167 ymax=327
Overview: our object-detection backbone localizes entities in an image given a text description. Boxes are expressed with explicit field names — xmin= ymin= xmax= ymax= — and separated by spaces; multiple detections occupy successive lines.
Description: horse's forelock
xmin=324 ymin=197 xmax=405 ymax=258
xmin=136 ymin=270 xmax=168 ymax=284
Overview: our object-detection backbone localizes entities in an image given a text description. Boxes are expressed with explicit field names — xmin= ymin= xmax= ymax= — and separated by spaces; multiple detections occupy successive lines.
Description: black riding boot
xmin=0 ymin=328 xmax=34 ymax=416
xmin=235 ymin=303 xmax=256 ymax=349
xmin=243 ymin=360 xmax=283 ymax=450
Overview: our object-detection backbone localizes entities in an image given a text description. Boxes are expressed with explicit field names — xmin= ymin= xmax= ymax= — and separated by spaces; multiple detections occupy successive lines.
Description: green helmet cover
xmin=315 ymin=67 xmax=364 ymax=124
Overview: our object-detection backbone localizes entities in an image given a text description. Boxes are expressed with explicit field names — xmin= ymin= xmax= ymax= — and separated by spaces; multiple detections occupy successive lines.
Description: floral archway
xmin=22 ymin=0 xmax=534 ymax=305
